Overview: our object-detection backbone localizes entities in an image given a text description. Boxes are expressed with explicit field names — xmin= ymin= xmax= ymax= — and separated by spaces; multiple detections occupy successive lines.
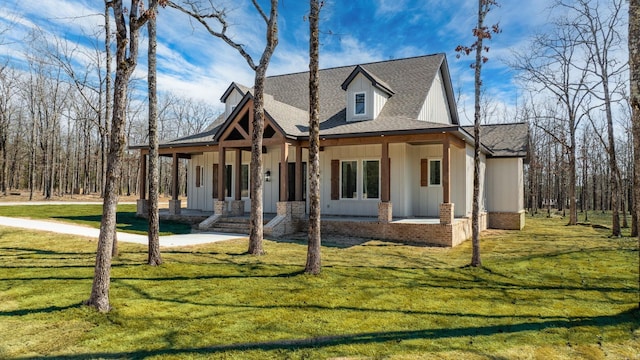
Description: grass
xmin=0 ymin=204 xmax=192 ymax=236
xmin=0 ymin=213 xmax=638 ymax=359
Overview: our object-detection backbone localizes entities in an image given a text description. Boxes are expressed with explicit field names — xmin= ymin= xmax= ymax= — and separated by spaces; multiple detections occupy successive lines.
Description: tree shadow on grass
xmin=0 ymin=303 xmax=82 ymax=316
xmin=15 ymin=308 xmax=640 ymax=360
xmin=53 ymin=212 xmax=192 ymax=235
xmin=274 ymin=233 xmax=380 ymax=249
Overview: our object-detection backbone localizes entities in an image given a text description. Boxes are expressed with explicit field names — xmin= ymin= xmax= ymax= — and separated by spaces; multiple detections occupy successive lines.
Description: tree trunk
xmin=248 ymin=71 xmax=266 ymax=256
xmin=628 ymin=0 xmax=640 ymax=308
xmin=470 ymin=0 xmax=487 ymax=268
xmin=86 ymin=0 xmax=147 ymax=312
xmin=568 ymin=140 xmax=577 ymax=225
xmin=247 ymin=1 xmax=279 ymax=256
xmin=147 ymin=0 xmax=162 ymax=266
xmin=103 ymin=1 xmax=113 ymax=198
xmin=305 ymin=0 xmax=321 ymax=275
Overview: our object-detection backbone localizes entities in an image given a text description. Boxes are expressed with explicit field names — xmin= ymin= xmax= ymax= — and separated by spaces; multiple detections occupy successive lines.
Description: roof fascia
xmin=340 ymin=65 xmax=395 ymax=96
xmin=213 ymin=93 xmax=253 ymax=142
xmin=220 ymin=82 xmax=246 ymax=102
xmin=438 ymin=56 xmax=461 ymax=125
xmin=456 ymin=126 xmax=494 ymax=155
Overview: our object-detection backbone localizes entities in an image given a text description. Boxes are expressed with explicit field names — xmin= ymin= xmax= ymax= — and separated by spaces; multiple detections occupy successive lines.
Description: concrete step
xmin=206 ymin=216 xmax=272 ymax=234
xmin=211 ymin=226 xmax=250 ymax=234
xmin=214 ymin=222 xmax=250 ymax=230
xmin=220 ymin=217 xmax=251 ymax=224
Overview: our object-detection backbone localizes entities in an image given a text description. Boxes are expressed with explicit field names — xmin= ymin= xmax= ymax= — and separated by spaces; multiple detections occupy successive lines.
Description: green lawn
xmin=0 ymin=213 xmax=638 ymax=359
xmin=0 ymin=204 xmax=192 ymax=236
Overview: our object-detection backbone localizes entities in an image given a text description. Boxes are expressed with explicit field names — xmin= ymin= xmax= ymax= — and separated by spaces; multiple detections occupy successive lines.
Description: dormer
xmin=341 ymin=65 xmax=394 ymax=122
xmin=220 ymin=82 xmax=250 ymax=119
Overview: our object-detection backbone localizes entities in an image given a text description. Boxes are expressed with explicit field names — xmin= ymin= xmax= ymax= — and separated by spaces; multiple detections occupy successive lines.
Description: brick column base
xmin=277 ymin=201 xmax=306 ymax=219
xmin=439 ymin=203 xmax=454 ymax=225
xmin=136 ymin=199 xmax=149 ymax=217
xmin=378 ymin=202 xmax=393 ymax=223
xmin=214 ymin=200 xmax=228 ymax=216
xmin=169 ymin=199 xmax=182 ymax=215
xmin=230 ymin=200 xmax=245 ymax=216
xmin=266 ymin=201 xmax=306 ymax=237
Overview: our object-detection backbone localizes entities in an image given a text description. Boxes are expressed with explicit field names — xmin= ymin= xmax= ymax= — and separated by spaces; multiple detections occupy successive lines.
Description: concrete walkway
xmin=0 ymin=216 xmax=245 ymax=247
xmin=0 ymin=201 xmax=138 ymax=206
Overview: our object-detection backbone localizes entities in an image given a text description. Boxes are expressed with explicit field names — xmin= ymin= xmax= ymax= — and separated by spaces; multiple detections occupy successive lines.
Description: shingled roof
xmin=261 ymin=53 xmax=457 ymax=137
xmin=463 ymin=123 xmax=529 ymax=158
xmin=143 ymin=54 xmax=527 ymax=159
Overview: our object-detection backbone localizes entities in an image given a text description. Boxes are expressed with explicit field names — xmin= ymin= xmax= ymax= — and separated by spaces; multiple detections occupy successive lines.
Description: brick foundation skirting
xmin=301 ymin=213 xmax=487 ymax=247
xmin=488 ymin=211 xmax=525 ymax=230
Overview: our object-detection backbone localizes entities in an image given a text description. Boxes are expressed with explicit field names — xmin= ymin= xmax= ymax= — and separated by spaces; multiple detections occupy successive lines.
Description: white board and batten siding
xmin=321 ymin=144 xmax=382 ymax=217
xmin=186 ymin=147 xmax=309 ymax=214
xmin=417 ymin=69 xmax=452 ymax=124
xmin=463 ymin=144 xmax=488 ymax=215
xmin=187 ymin=152 xmax=218 ymax=212
xmin=485 ymin=157 xmax=524 ymax=213
xmin=223 ymin=89 xmax=244 ymax=120
xmin=345 ymin=73 xmax=389 ymax=122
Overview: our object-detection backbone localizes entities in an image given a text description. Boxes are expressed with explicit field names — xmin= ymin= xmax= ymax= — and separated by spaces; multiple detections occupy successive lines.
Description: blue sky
xmin=1 ymin=0 xmax=575 ymax=124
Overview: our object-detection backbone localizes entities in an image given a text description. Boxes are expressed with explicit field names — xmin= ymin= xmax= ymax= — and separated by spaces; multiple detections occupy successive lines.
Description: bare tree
xmin=166 ymin=0 xmax=279 ymax=255
xmin=562 ymin=0 xmax=627 ymax=236
xmin=628 ymin=0 xmax=640 ymax=308
xmin=147 ymin=0 xmax=162 ymax=266
xmin=455 ymin=0 xmax=500 ymax=268
xmin=0 ymin=63 xmax=15 ymax=196
xmin=102 ymin=1 xmax=113 ymax=198
xmin=512 ymin=17 xmax=594 ymax=226
xmin=85 ymin=0 xmax=152 ymax=313
xmin=305 ymin=0 xmax=321 ymax=275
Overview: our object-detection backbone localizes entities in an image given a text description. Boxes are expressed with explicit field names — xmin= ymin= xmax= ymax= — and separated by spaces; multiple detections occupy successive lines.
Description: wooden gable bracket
xmin=219 ymin=104 xmax=251 ymax=143
xmin=218 ymin=98 xmax=287 ymax=148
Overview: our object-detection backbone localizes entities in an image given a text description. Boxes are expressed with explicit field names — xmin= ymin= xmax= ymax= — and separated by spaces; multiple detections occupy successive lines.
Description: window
xmin=429 ymin=159 xmax=441 ymax=186
xmin=195 ymin=165 xmax=202 ymax=188
xmin=241 ymin=164 xmax=249 ymax=198
xmin=341 ymin=160 xmax=357 ymax=199
xmin=212 ymin=164 xmax=219 ymax=198
xmin=355 ymin=92 xmax=366 ymax=115
xmin=225 ymin=165 xmax=232 ymax=197
xmin=362 ymin=160 xmax=379 ymax=199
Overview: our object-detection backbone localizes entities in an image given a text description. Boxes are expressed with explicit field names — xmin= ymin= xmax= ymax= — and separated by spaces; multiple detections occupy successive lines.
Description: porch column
xmin=169 ymin=152 xmax=181 ymax=215
xmin=378 ymin=141 xmax=393 ymax=223
xmin=295 ymin=145 xmax=303 ymax=201
xmin=443 ymin=138 xmax=451 ymax=203
xmin=280 ymin=142 xmax=289 ymax=201
xmin=231 ymin=149 xmax=244 ymax=216
xmin=218 ymin=146 xmax=226 ymax=201
xmin=381 ymin=141 xmax=390 ymax=202
xmin=138 ymin=154 xmax=147 ymax=200
xmin=136 ymin=153 xmax=148 ymax=216
xmin=234 ymin=149 xmax=242 ymax=201
xmin=440 ymin=138 xmax=453 ymax=224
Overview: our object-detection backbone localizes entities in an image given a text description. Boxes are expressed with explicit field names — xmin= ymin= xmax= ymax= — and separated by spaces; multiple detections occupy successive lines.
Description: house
xmin=133 ymin=53 xmax=529 ymax=247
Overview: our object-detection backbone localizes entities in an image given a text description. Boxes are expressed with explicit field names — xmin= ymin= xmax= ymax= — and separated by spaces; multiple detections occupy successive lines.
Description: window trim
xmin=428 ymin=158 xmax=442 ymax=187
xmin=362 ymin=159 xmax=380 ymax=200
xmin=354 ymin=91 xmax=366 ymax=116
xmin=340 ymin=159 xmax=358 ymax=200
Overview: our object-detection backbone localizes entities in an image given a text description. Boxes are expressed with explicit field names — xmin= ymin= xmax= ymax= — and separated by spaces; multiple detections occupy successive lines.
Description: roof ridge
xmin=475 ymin=122 xmax=528 ymax=127
xmin=266 ymin=53 xmax=445 ymax=79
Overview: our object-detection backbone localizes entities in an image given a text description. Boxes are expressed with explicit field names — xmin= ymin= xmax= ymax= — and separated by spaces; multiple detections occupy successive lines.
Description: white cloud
xmin=375 ymin=0 xmax=409 ymax=18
